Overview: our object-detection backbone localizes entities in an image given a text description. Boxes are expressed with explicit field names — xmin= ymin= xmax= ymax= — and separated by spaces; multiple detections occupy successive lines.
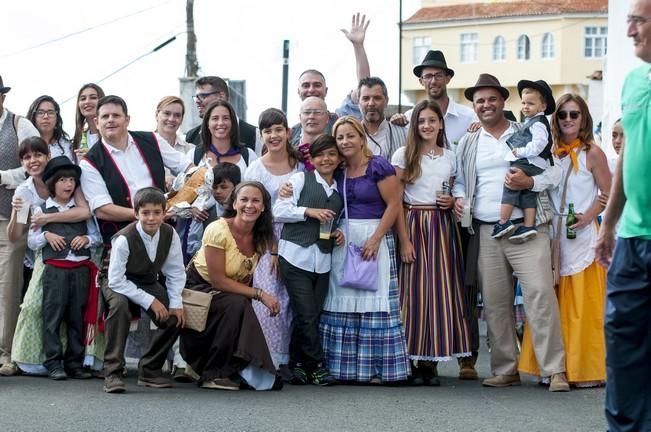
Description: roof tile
xmin=405 ymin=0 xmax=608 ymax=24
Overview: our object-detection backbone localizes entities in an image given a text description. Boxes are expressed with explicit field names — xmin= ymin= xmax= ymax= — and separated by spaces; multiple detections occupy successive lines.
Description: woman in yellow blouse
xmin=180 ymin=181 xmax=282 ymax=391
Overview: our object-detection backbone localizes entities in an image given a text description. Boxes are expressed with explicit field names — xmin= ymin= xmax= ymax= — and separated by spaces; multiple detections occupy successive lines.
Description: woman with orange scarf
xmin=519 ymin=94 xmax=611 ymax=387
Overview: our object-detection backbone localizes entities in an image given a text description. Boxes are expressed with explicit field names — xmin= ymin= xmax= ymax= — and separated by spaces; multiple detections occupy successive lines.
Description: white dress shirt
xmin=79 ymin=133 xmax=191 ymax=213
xmin=453 ymin=125 xmax=561 ymax=223
xmin=28 ymin=197 xmax=102 ymax=261
xmin=273 ymin=171 xmax=339 ymax=274
xmin=108 ymin=222 xmax=186 ymax=310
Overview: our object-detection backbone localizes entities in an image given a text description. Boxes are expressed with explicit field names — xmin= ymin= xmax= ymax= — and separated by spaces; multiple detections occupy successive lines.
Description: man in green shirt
xmin=595 ymin=1 xmax=651 ymax=430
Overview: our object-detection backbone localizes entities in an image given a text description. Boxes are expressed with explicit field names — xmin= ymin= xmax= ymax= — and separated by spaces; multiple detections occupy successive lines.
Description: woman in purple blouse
xmin=319 ymin=116 xmax=410 ymax=383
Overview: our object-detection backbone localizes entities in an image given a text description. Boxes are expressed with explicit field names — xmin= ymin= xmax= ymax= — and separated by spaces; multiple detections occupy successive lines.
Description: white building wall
xmin=602 ymin=0 xmax=644 ymax=157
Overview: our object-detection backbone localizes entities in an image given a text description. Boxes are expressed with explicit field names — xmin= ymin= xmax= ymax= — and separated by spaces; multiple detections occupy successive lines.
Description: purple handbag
xmin=339 ymin=172 xmax=378 ymax=291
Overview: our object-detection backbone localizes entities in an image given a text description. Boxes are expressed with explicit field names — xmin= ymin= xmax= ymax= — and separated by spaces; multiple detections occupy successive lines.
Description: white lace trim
xmin=410 ymin=352 xmax=472 ymax=362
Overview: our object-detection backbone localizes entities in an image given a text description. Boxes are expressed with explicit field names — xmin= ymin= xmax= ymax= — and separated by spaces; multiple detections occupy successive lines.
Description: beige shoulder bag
xmin=182 ymin=288 xmax=216 ymax=332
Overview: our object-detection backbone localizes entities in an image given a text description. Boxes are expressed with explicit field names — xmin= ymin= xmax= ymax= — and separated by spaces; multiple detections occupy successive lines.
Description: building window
xmin=517 ymin=35 xmax=530 ymax=60
xmin=584 ymin=26 xmax=608 ymax=58
xmin=460 ymin=32 xmax=479 ymax=63
xmin=493 ymin=35 xmax=506 ymax=61
xmin=542 ymin=33 xmax=555 ymax=59
xmin=413 ymin=36 xmax=431 ymax=65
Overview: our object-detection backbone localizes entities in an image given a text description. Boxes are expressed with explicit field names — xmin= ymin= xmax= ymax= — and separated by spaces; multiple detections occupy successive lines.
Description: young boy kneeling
xmin=103 ymin=187 xmax=186 ymax=393
xmin=28 ymin=156 xmax=102 ymax=380
xmin=273 ymin=135 xmax=344 ymax=386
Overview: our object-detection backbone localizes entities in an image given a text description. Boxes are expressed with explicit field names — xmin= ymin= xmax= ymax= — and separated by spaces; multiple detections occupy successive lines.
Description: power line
xmin=59 ymin=33 xmax=181 ymax=105
xmin=0 ymin=1 xmax=174 ymax=59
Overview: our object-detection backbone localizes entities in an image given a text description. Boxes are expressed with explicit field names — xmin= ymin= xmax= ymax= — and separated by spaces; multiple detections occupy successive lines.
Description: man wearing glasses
xmin=185 ymin=76 xmax=260 ymax=153
xmin=391 ymin=50 xmax=476 ymax=152
xmin=295 ymin=97 xmax=330 ymax=171
xmin=0 ymin=76 xmax=40 ymax=376
xmin=596 ymin=0 xmax=651 ymax=430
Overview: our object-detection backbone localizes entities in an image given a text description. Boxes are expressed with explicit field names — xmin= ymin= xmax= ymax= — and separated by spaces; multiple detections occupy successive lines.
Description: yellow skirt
xmin=518 ymin=260 xmax=606 ymax=385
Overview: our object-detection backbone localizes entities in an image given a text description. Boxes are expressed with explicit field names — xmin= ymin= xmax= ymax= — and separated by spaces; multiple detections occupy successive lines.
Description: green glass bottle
xmin=566 ymin=203 xmax=577 ymax=239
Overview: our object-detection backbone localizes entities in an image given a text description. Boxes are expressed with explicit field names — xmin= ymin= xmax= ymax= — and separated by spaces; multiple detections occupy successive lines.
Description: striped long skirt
xmin=399 ymin=205 xmax=471 ymax=361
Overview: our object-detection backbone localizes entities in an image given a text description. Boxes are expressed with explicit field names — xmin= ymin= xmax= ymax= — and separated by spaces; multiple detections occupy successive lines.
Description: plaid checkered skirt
xmin=319 ymin=230 xmax=410 ymax=382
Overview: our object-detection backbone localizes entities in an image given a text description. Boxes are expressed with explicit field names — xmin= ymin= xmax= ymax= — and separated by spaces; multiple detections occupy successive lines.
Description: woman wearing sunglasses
xmin=519 ymin=94 xmax=611 ymax=388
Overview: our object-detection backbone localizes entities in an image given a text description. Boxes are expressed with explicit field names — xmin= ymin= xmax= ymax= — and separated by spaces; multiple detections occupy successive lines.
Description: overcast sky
xmin=2 ymin=0 xmax=419 ymax=133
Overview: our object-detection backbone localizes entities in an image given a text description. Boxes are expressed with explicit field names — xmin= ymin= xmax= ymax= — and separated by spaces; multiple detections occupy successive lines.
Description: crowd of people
xmin=0 ymin=5 xmax=649 ymax=432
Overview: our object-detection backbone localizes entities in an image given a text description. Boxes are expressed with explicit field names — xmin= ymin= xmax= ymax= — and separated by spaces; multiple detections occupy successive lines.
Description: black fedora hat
xmin=413 ymin=50 xmax=455 ymax=78
xmin=0 ymin=75 xmax=10 ymax=94
xmin=42 ymin=156 xmax=82 ymax=184
xmin=464 ymin=73 xmax=510 ymax=102
xmin=517 ymin=79 xmax=555 ymax=115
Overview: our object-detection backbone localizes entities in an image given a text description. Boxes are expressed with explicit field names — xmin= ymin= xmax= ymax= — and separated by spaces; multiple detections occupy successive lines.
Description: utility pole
xmin=282 ymin=40 xmax=290 ymax=114
xmin=180 ymin=0 xmax=201 ymax=133
xmin=185 ymin=0 xmax=199 ymax=77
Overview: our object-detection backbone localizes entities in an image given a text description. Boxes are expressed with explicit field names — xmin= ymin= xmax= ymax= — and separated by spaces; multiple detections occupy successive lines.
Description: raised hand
xmin=341 ymin=13 xmax=369 ymax=46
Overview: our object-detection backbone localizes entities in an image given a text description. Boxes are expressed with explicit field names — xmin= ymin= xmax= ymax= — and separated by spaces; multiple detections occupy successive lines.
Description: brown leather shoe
xmin=458 ymin=357 xmax=478 ymax=380
xmin=482 ymin=374 xmax=521 ymax=387
xmin=0 ymin=362 xmax=19 ymax=376
xmin=549 ymin=372 xmax=570 ymax=392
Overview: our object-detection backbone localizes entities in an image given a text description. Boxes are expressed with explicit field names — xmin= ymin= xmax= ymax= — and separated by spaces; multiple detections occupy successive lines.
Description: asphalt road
xmin=0 ymin=341 xmax=605 ymax=432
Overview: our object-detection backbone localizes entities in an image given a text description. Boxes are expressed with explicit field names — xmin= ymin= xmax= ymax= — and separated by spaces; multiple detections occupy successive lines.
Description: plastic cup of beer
xmin=461 ymin=199 xmax=472 ymax=227
xmin=319 ymin=219 xmax=334 ymax=240
xmin=16 ymin=199 xmax=31 ymax=224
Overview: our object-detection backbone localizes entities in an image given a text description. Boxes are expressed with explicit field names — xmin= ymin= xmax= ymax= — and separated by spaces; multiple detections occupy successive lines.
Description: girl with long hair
xmin=71 ymin=83 xmax=104 ymax=159
xmin=244 ymin=108 xmax=303 ymax=369
xmin=26 ymin=95 xmax=73 ymax=161
xmin=392 ymin=100 xmax=472 ymax=385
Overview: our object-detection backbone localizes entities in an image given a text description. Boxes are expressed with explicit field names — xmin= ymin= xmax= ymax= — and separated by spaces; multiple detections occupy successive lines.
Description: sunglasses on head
xmin=557 ymin=110 xmax=581 ymax=120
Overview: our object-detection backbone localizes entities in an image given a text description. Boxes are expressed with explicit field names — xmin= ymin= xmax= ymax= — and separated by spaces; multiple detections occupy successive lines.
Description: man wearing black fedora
xmin=452 ymin=73 xmax=569 ymax=392
xmin=390 ymin=50 xmax=476 ymax=151
xmin=0 ymin=75 xmax=40 ymax=376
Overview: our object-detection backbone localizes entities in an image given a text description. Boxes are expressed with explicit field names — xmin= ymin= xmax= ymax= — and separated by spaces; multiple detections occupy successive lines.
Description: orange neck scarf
xmin=553 ymin=138 xmax=582 ymax=172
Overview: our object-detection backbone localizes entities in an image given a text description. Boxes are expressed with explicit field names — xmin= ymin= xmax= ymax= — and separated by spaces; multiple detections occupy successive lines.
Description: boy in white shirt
xmin=102 ymin=187 xmax=186 ymax=393
xmin=273 ymin=136 xmax=344 ymax=386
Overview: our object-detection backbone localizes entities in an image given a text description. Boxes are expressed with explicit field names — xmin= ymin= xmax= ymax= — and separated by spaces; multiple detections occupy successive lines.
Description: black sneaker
xmin=309 ymin=366 xmax=337 ymax=386
xmin=492 ymin=221 xmax=515 ymax=239
xmin=508 ymin=226 xmax=538 ymax=244
xmin=290 ymin=365 xmax=309 ymax=385
xmin=48 ymin=368 xmax=68 ymax=381
xmin=67 ymin=368 xmax=92 ymax=380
